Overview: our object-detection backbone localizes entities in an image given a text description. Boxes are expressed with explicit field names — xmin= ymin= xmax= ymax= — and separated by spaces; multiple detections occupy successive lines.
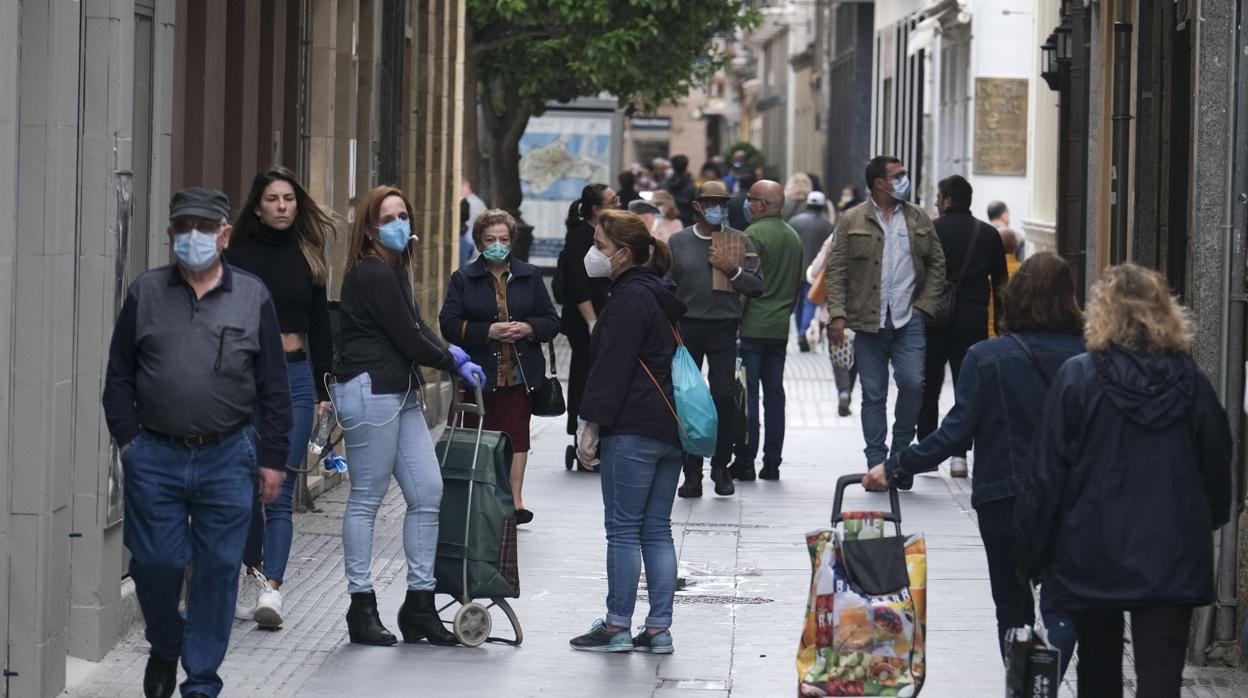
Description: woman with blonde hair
xmin=782 ymin=172 xmax=813 ymax=219
xmin=1015 ymin=263 xmax=1232 ymax=698
xmin=648 ymin=190 xmax=684 ymax=242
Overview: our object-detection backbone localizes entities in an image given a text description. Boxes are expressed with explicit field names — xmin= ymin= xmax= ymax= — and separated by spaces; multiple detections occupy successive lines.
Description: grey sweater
xmin=667 ymin=225 xmax=764 ymax=321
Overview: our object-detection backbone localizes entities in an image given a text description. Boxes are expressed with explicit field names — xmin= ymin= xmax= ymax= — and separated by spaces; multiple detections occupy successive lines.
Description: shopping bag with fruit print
xmin=797 ymin=475 xmax=927 ymax=697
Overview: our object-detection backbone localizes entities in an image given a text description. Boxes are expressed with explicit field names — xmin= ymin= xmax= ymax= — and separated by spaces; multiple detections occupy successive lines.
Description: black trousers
xmin=917 ymin=303 xmax=987 ymax=456
xmin=679 ymin=317 xmax=740 ymax=476
xmin=1068 ymin=605 xmax=1192 ymax=698
xmin=566 ymin=332 xmax=591 ymax=436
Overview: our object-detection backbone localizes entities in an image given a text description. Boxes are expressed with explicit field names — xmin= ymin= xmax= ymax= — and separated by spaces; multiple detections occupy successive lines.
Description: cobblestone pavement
xmin=65 ymin=336 xmax=1248 ymax=697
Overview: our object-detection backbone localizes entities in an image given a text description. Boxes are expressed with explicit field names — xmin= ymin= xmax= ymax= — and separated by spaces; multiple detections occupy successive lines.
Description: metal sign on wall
xmin=973 ymin=77 xmax=1028 ymax=176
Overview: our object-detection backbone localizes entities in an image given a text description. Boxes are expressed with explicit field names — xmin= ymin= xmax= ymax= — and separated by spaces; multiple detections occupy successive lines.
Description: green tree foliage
xmin=466 ymin=0 xmax=759 ymax=215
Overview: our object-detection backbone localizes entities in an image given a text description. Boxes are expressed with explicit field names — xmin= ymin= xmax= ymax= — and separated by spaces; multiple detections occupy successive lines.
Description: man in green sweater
xmin=732 ymin=180 xmax=803 ymax=481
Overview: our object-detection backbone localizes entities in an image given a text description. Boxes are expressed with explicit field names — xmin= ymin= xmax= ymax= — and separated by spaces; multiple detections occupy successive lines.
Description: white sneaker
xmin=235 ymin=568 xmax=266 ymax=620
xmin=950 ymin=456 xmax=969 ymax=478
xmin=254 ymin=587 xmax=284 ymax=629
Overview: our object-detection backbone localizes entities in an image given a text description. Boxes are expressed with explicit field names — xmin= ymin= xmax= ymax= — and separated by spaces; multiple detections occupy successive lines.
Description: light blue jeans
xmin=600 ymin=433 xmax=683 ymax=630
xmin=335 ymin=373 xmax=443 ymax=593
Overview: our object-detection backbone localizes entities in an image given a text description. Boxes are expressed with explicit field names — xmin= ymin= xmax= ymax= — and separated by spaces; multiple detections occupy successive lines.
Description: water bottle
xmin=308 ymin=407 xmax=334 ymax=455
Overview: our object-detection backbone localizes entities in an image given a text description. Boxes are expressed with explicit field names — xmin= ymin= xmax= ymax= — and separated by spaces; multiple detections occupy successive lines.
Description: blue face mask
xmin=742 ymin=198 xmax=754 ymax=224
xmin=173 ymin=228 xmax=221 ymax=272
xmin=378 ymin=218 xmax=415 ymax=252
xmin=482 ymin=241 xmax=510 ymax=263
xmin=702 ymin=204 xmax=728 ymax=226
xmin=890 ymin=175 xmax=911 ymax=201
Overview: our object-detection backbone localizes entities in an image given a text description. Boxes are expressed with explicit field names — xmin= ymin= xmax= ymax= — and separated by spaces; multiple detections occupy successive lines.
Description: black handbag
xmin=529 ymin=342 xmax=566 ymax=417
xmin=928 ymin=221 xmax=982 ymax=328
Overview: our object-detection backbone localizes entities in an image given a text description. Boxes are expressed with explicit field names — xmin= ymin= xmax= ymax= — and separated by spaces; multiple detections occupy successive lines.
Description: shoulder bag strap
xmin=1006 ymin=333 xmax=1052 ymax=387
xmin=638 ymin=357 xmax=690 ymax=440
xmin=547 ymin=341 xmax=558 ymax=377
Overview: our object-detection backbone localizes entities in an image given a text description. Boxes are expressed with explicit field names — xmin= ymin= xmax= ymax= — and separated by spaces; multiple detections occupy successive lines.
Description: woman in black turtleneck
xmin=225 ymin=166 xmax=337 ymax=630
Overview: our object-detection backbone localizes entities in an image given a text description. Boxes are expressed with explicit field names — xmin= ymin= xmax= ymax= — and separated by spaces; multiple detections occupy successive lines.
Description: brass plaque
xmin=973 ymin=78 xmax=1029 ymax=176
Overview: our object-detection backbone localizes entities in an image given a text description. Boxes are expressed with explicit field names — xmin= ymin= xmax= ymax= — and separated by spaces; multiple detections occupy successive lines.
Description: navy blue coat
xmin=439 ymin=258 xmax=560 ymax=393
xmin=888 ymin=331 xmax=1087 ymax=507
xmin=1015 ymin=345 xmax=1232 ymax=609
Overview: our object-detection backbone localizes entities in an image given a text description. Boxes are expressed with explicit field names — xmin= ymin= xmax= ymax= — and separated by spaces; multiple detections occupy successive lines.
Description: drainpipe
xmin=1108 ymin=12 xmax=1131 ymax=263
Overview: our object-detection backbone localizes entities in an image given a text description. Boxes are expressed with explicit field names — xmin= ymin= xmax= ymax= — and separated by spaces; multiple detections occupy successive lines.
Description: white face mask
xmin=584 ymin=246 xmax=620 ymax=278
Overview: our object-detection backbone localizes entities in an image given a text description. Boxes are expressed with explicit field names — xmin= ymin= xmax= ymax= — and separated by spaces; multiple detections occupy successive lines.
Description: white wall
xmin=964 ymin=0 xmax=1035 ymax=224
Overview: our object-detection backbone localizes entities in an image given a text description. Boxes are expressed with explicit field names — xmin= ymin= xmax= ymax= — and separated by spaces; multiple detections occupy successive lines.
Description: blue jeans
xmin=335 ymin=373 xmax=443 ymax=593
xmin=734 ymin=337 xmax=788 ymax=466
xmin=600 ymin=433 xmax=683 ymax=629
xmin=243 ymin=359 xmax=315 ymax=583
xmin=795 ymin=282 xmax=818 ymax=337
xmin=977 ymin=498 xmax=1075 ymax=677
xmin=853 ymin=313 xmax=926 ymax=467
xmin=123 ymin=430 xmax=257 ymax=698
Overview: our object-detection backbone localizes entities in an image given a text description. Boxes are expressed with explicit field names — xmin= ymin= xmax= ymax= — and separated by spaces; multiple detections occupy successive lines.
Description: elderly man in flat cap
xmin=103 ymin=187 xmax=291 ymax=698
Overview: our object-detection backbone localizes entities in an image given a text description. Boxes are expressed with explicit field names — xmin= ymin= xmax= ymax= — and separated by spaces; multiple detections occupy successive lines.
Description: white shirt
xmin=874 ymin=199 xmax=916 ymax=329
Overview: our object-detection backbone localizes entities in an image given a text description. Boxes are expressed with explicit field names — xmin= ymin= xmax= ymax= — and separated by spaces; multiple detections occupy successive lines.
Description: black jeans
xmin=1068 ymin=605 xmax=1192 ymax=698
xmin=917 ymin=303 xmax=987 ymax=457
xmin=680 ymin=318 xmax=740 ymax=476
xmin=566 ymin=332 xmax=590 ymax=436
xmin=977 ymin=499 xmax=1075 ymax=676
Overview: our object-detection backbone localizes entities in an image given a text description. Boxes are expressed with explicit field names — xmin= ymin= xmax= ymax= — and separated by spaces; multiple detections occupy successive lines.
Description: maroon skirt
xmin=449 ymin=384 xmax=532 ymax=452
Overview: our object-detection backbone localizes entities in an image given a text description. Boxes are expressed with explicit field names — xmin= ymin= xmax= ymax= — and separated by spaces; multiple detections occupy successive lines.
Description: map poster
xmin=519 ymin=111 xmax=614 ymax=267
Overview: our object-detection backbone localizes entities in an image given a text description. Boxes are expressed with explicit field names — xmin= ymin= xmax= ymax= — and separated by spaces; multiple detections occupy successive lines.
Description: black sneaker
xmin=730 ymin=461 xmax=756 ymax=482
xmin=143 ymin=652 xmax=177 ymax=698
xmin=569 ymin=619 xmax=633 ymax=652
xmin=838 ymin=391 xmax=851 ymax=417
xmin=759 ymin=462 xmax=781 ymax=481
xmin=711 ymin=465 xmax=735 ymax=496
xmin=798 ymin=337 xmax=811 ymax=353
xmin=677 ymin=477 xmax=703 ymax=498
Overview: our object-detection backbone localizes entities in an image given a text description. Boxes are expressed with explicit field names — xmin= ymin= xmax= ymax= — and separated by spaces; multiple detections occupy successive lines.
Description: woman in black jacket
xmin=557 ymin=184 xmax=617 ymax=468
xmin=334 ymin=186 xmax=485 ymax=647
xmin=569 ymin=209 xmax=687 ymax=655
xmin=439 ymin=209 xmax=560 ymax=524
xmin=1015 ymin=264 xmax=1232 ymax=697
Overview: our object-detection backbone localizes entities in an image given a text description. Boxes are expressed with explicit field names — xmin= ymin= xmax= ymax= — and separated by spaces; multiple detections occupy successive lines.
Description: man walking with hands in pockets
xmin=825 ymin=157 xmax=945 ymax=474
xmin=103 ymin=187 xmax=292 ymax=698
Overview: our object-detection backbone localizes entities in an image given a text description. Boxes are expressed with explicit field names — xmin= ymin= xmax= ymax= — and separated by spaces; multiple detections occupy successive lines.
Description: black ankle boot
xmin=397 ymin=589 xmax=460 ymax=646
xmin=346 ymin=591 xmax=397 ymax=646
xmin=143 ymin=652 xmax=177 ymax=698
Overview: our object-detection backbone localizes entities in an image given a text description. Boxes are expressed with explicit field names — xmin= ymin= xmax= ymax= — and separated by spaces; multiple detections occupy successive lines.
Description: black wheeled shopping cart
xmin=433 ymin=384 xmax=523 ymax=647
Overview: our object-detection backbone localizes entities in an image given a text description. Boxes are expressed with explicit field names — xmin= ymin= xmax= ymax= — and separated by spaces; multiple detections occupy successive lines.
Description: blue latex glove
xmin=448 ymin=344 xmax=471 ymax=368
xmin=457 ymin=360 xmax=486 ymax=389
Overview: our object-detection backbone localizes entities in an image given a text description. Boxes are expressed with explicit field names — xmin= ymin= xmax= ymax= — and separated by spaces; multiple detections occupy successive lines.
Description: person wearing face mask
xmin=825 ymin=156 xmax=945 ymax=476
xmin=333 ymin=185 xmax=485 ymax=648
xmin=556 ymin=184 xmax=618 ymax=468
xmin=835 ymin=184 xmax=863 ymax=213
xmin=666 ymin=181 xmax=763 ymax=498
xmin=223 ymin=167 xmax=336 ymax=630
xmin=569 ymin=210 xmax=686 ymax=654
xmin=439 ymin=209 xmax=560 ymax=524
xmin=102 ymin=187 xmax=292 ymax=698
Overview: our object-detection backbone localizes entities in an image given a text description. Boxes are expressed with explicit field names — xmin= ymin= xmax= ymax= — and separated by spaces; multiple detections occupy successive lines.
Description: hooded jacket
xmin=579 ymin=266 xmax=687 ymax=448
xmin=1015 ymin=345 xmax=1232 ymax=609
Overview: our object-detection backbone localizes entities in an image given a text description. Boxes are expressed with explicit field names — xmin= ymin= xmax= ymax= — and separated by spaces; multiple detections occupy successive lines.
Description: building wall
xmin=0 ymin=2 xmax=466 ymax=696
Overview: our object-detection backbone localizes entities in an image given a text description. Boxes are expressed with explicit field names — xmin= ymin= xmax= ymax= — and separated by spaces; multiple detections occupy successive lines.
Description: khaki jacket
xmin=824 ymin=199 xmax=945 ymax=333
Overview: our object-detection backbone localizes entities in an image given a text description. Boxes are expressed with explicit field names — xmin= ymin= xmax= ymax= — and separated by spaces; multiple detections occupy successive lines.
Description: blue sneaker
xmin=569 ymin=619 xmax=633 ymax=653
xmin=632 ymin=627 xmax=674 ymax=654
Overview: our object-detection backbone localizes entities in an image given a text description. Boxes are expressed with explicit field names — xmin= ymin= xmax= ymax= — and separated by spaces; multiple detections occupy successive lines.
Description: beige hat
xmin=697 ymin=180 xmax=730 ymax=199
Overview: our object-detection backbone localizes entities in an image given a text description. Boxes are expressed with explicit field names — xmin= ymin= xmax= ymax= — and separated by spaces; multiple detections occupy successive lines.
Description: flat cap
xmin=170 ymin=187 xmax=231 ymax=221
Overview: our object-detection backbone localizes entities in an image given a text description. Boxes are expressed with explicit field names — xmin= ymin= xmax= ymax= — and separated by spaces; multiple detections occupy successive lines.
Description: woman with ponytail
xmin=569 ymin=210 xmax=687 ymax=654
xmin=556 ymin=183 xmax=618 ymax=466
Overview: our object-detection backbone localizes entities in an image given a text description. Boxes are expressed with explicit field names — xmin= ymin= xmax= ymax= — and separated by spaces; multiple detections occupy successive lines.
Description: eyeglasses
xmin=169 ymin=218 xmax=225 ymax=234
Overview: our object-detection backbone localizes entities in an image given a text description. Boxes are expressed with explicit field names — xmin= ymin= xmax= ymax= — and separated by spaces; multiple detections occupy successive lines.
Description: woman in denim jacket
xmin=863 ymin=252 xmax=1083 ymax=673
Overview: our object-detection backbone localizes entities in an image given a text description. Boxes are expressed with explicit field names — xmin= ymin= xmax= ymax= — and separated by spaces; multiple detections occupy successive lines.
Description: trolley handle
xmin=831 ymin=474 xmax=902 ymax=534
xmin=452 ymin=381 xmax=486 ymax=417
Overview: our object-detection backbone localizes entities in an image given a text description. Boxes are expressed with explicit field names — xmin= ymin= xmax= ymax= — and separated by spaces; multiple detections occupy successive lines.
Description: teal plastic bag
xmin=670 ymin=345 xmax=718 ymax=457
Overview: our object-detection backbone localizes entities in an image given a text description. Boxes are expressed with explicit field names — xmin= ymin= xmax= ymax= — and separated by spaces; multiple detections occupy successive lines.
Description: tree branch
xmin=469 ymin=23 xmax=555 ymax=58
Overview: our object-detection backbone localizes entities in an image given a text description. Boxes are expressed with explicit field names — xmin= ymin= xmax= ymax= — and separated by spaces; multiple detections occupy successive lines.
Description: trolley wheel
xmin=565 ymin=445 xmax=576 ymax=471
xmin=453 ymin=602 xmax=492 ymax=647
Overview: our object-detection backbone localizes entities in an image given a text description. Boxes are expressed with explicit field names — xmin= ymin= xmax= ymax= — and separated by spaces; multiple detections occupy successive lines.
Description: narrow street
xmin=63 ymin=339 xmax=1248 ymax=697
